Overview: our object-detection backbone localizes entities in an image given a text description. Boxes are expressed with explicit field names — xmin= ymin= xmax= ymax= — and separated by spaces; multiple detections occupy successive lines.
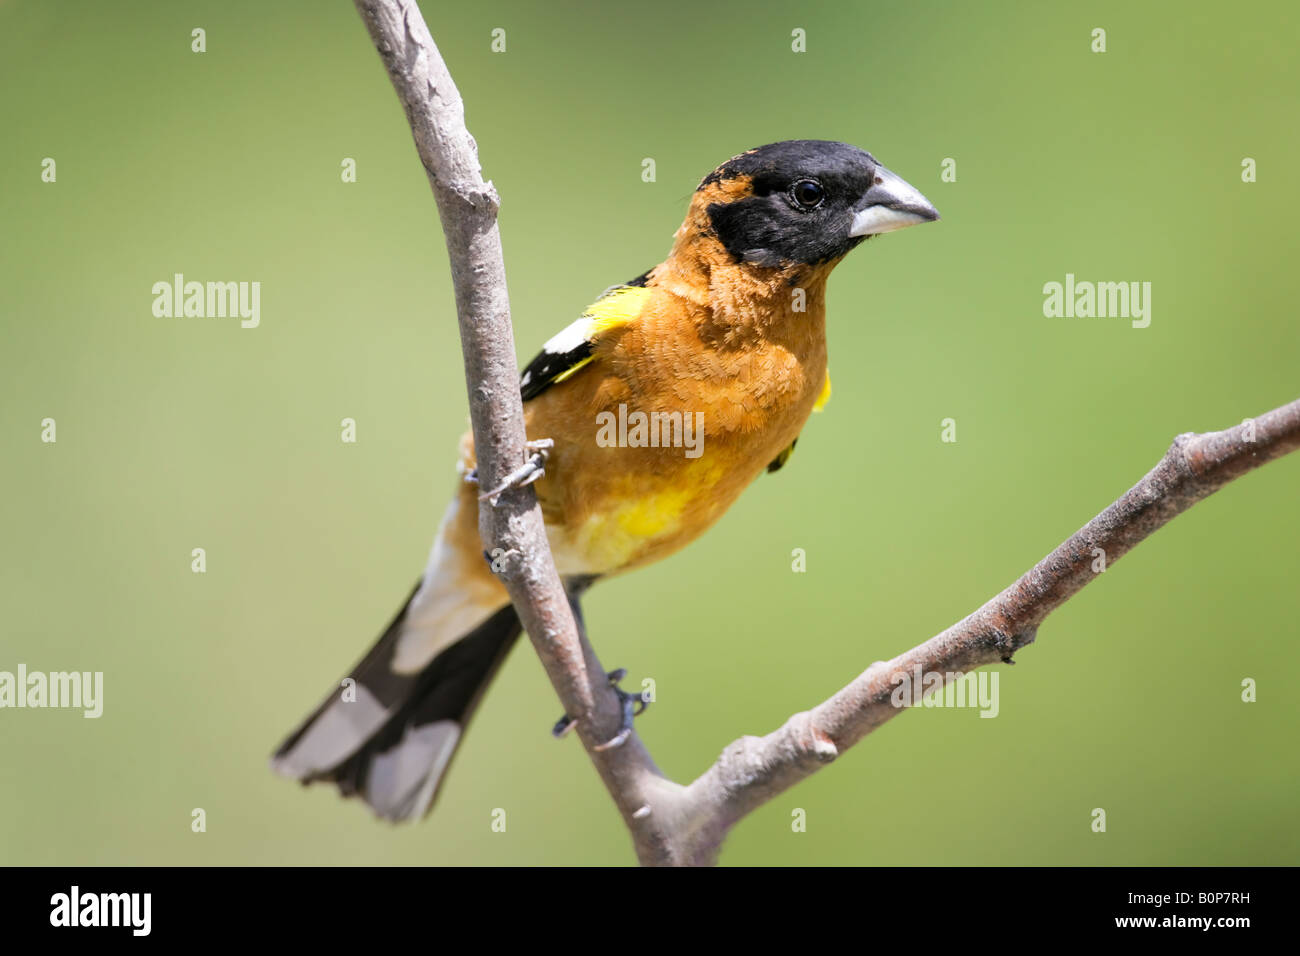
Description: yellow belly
xmin=545 ymin=458 xmax=731 ymax=575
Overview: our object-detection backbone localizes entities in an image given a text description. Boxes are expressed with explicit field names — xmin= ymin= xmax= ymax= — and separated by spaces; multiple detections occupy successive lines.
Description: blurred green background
xmin=2 ymin=0 xmax=1296 ymax=866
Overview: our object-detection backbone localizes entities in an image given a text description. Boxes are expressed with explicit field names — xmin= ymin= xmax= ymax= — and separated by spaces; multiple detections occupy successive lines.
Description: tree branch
xmin=351 ymin=0 xmax=682 ymax=863
xmin=354 ymin=0 xmax=1300 ymax=866
xmin=673 ymin=399 xmax=1300 ymax=861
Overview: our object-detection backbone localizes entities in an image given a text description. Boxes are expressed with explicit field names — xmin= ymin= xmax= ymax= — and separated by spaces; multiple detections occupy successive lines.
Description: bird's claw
xmin=478 ymin=439 xmax=554 ymax=505
xmin=552 ymin=667 xmax=650 ymax=750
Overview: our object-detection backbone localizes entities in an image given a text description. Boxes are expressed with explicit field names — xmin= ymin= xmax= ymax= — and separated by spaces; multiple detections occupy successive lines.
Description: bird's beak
xmin=848 ymin=165 xmax=940 ymax=236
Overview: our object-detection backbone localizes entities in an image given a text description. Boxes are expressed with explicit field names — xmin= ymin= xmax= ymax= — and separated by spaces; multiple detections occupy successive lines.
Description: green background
xmin=2 ymin=0 xmax=1296 ymax=866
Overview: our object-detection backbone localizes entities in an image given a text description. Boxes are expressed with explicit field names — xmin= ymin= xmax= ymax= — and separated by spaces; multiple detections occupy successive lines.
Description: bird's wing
xmin=519 ymin=275 xmax=654 ymax=402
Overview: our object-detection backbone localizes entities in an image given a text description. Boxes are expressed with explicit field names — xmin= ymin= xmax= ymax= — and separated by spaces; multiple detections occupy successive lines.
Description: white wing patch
xmin=518 ymin=284 xmax=653 ymax=402
xmin=542 ymin=316 xmax=597 ymax=356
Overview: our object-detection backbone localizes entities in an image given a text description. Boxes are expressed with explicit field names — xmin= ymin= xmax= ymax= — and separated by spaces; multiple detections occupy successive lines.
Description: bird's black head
xmin=698 ymin=140 xmax=939 ymax=268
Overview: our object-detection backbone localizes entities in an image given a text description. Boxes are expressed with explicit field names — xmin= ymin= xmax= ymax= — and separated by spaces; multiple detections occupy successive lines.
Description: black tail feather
xmin=325 ymin=604 xmax=521 ymax=817
xmin=271 ymin=582 xmax=520 ymax=821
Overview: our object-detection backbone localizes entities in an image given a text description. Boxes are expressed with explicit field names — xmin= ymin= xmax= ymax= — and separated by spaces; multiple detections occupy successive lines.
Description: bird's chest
xmin=688 ymin=339 xmax=826 ymax=444
xmin=674 ymin=293 xmax=829 ymax=459
xmin=535 ymin=296 xmax=828 ymax=574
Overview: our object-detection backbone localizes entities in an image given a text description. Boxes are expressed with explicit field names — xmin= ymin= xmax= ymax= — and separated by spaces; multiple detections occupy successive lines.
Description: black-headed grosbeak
xmin=272 ymin=140 xmax=939 ymax=820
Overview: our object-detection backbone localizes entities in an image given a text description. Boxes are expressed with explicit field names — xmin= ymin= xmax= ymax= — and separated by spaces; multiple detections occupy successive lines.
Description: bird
xmin=271 ymin=140 xmax=939 ymax=821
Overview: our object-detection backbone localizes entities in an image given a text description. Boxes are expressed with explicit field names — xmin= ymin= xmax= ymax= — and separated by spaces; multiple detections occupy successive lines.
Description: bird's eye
xmin=791 ymin=180 xmax=825 ymax=209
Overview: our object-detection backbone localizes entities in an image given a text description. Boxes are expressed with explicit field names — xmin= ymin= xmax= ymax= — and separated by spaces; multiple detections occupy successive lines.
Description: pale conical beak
xmin=848 ymin=165 xmax=940 ymax=236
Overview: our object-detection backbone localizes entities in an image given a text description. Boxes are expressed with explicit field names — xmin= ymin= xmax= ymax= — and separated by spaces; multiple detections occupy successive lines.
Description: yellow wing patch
xmin=520 ymin=285 xmax=653 ymax=400
xmin=550 ymin=356 xmax=594 ymax=385
xmin=813 ymin=370 xmax=831 ymax=412
xmin=586 ymin=284 xmax=653 ymax=332
xmin=551 ymin=286 xmax=651 ymax=385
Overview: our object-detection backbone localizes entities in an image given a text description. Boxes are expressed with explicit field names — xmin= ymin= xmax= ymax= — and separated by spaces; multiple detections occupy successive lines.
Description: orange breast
xmin=519 ymin=277 xmax=829 ymax=577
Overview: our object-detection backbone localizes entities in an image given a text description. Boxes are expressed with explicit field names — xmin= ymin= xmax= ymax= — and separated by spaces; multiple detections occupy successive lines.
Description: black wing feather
xmin=518 ymin=269 xmax=653 ymax=402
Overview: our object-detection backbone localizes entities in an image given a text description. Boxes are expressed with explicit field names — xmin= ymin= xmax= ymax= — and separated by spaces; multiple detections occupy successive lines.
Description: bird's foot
xmin=552 ymin=668 xmax=650 ymax=750
xmin=478 ymin=439 xmax=554 ymax=505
